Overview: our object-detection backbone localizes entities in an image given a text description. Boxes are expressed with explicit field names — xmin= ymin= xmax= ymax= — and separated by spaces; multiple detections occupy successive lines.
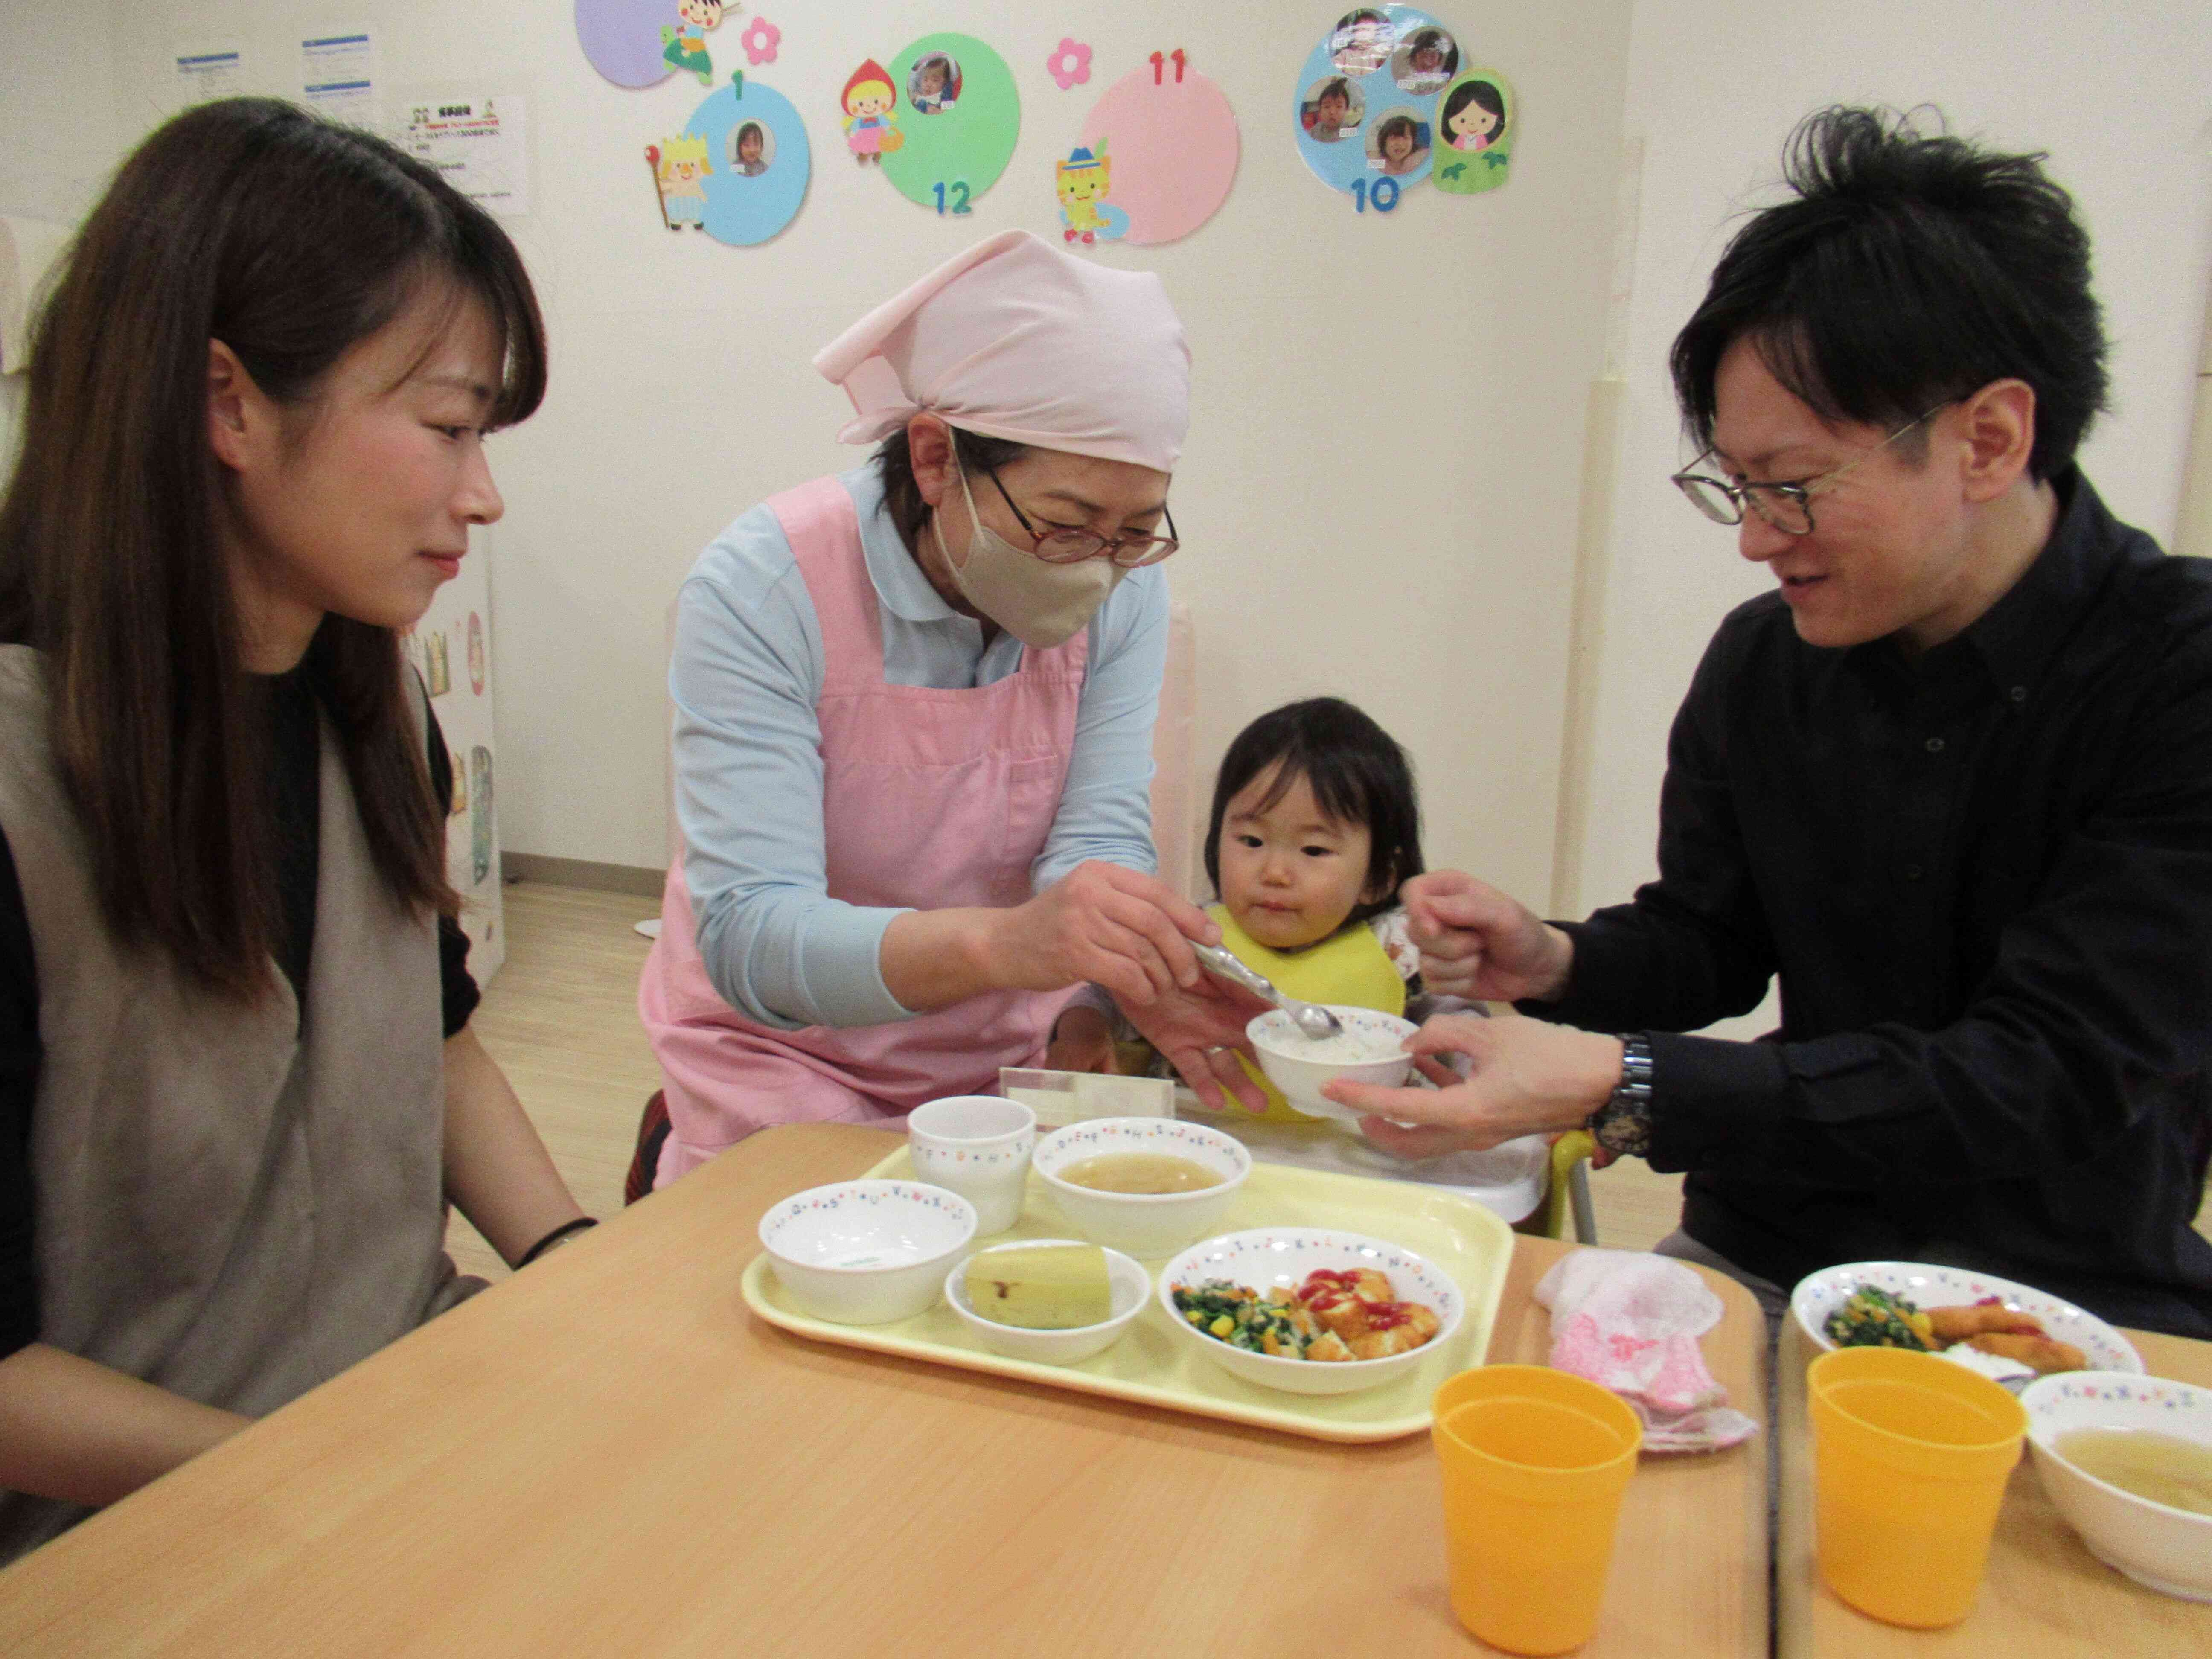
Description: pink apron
xmin=640 ymin=476 xmax=1086 ymax=1184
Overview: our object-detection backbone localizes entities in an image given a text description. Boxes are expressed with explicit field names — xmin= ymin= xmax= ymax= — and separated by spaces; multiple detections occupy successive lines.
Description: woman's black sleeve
xmin=423 ymin=704 xmax=482 ymax=1040
xmin=0 ymin=829 xmax=42 ymax=1359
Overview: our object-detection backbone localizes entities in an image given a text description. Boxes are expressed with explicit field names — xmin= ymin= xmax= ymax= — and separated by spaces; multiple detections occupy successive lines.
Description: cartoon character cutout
xmin=661 ymin=0 xmax=729 ymax=88
xmin=1054 ymin=142 xmax=1127 ymax=245
xmin=1442 ymin=78 xmax=1506 ymax=155
xmin=841 ymin=61 xmax=902 ymax=164
xmin=650 ymin=135 xmax=711 ymax=231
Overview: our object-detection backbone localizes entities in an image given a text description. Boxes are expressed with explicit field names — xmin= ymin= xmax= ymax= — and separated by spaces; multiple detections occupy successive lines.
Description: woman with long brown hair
xmin=0 ymin=98 xmax=586 ymax=1560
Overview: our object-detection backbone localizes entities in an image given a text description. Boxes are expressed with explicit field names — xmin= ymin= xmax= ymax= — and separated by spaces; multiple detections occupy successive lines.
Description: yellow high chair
xmin=1544 ymin=1130 xmax=1599 ymax=1242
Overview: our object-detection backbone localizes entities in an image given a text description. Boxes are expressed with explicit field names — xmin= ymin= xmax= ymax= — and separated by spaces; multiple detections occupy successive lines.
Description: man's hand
xmin=1400 ymin=870 xmax=1575 ymax=1003
xmin=1115 ymin=975 xmax=1272 ymax=1113
xmin=988 ymin=862 xmax=1218 ymax=1007
xmin=1322 ymin=1011 xmax=1623 ymax=1158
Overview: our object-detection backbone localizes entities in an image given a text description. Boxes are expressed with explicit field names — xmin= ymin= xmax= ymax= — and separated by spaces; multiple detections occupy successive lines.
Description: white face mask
xmin=932 ymin=456 xmax=1125 ymax=649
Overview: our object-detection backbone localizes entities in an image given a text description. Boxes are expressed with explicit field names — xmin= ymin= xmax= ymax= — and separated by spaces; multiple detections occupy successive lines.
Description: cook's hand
xmin=990 ymin=862 xmax=1217 ymax=1008
xmin=1114 ymin=976 xmax=1272 ymax=1114
xmin=1400 ymin=870 xmax=1574 ymax=1003
xmin=1045 ymin=1005 xmax=1118 ymax=1075
xmin=1321 ymin=1012 xmax=1623 ymax=1158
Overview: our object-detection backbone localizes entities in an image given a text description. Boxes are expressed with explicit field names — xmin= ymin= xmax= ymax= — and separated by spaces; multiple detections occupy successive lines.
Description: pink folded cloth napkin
xmin=1534 ymin=1249 xmax=1760 ymax=1454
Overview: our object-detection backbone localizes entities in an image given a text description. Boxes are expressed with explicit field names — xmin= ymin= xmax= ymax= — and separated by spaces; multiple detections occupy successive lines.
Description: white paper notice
xmin=174 ymin=44 xmax=245 ymax=105
xmin=397 ymin=96 xmax=530 ymax=217
xmin=300 ymin=30 xmax=374 ymax=126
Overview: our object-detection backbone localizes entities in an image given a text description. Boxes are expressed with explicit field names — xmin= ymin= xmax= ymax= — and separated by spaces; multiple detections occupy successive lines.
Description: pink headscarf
xmin=813 ymin=230 xmax=1190 ymax=474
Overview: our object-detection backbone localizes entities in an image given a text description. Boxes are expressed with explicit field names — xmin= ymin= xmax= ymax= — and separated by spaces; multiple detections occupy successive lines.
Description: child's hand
xmin=1045 ymin=1006 xmax=1118 ymax=1075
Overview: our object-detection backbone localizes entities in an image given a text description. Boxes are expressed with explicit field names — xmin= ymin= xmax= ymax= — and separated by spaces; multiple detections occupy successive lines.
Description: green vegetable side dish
xmin=1172 ymin=1279 xmax=1311 ymax=1358
xmin=1824 ymin=1285 xmax=1936 ymax=1351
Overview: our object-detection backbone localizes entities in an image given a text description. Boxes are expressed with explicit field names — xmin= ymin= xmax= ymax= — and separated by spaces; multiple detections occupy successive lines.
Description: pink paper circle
xmin=1080 ymin=65 xmax=1238 ymax=246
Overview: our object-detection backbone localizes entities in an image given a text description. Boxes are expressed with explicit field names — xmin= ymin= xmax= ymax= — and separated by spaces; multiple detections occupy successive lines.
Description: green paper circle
xmin=879 ymin=33 xmax=1020 ymax=212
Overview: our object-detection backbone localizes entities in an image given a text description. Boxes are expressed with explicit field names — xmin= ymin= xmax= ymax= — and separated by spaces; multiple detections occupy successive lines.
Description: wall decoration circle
xmin=1065 ymin=55 xmax=1239 ymax=247
xmin=577 ymin=0 xmax=732 ymax=90
xmin=652 ymin=77 xmax=811 ymax=246
xmin=1292 ymin=6 xmax=1462 ymax=207
xmin=872 ymin=34 xmax=1020 ymax=215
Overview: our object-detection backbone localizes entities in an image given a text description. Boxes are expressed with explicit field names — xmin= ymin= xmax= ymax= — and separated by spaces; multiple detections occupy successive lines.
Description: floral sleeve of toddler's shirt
xmin=1369 ymin=907 xmax=1421 ymax=983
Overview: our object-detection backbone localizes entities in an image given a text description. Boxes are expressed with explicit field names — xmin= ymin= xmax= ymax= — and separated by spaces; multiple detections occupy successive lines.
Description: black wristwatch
xmin=1587 ymin=1033 xmax=1653 ymax=1158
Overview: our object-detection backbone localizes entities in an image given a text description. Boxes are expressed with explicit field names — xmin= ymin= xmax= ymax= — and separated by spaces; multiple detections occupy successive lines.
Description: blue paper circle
xmin=683 ymin=80 xmax=810 ymax=247
xmin=1292 ymin=5 xmax=1451 ymax=198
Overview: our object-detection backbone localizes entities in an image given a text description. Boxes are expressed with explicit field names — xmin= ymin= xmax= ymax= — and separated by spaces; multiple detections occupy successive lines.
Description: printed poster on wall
xmin=300 ymin=27 xmax=375 ymax=126
xmin=397 ymin=95 xmax=532 ymax=217
xmin=172 ymin=42 xmax=246 ymax=107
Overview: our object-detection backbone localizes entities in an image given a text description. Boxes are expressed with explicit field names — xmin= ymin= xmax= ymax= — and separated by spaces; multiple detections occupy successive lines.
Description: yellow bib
xmin=1209 ymin=904 xmax=1404 ymax=1124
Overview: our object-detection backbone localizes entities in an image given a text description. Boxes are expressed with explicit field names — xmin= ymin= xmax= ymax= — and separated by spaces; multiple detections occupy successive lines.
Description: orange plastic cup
xmin=1807 ymin=1346 xmax=2027 ymax=1628
xmin=1431 ymin=1365 xmax=1643 ymax=1655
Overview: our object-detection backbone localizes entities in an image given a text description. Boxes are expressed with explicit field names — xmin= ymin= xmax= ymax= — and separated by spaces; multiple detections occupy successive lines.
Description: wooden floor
xmin=451 ymin=881 xmax=2209 ymax=1281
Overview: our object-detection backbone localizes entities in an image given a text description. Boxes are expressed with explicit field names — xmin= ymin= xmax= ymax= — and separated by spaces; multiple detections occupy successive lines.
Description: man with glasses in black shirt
xmin=1327 ymin=106 xmax=2212 ymax=1340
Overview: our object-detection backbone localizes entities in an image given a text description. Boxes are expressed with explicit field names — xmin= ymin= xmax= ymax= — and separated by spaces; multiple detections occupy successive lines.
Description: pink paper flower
xmin=740 ymin=17 xmax=781 ymax=66
xmin=1045 ymin=38 xmax=1091 ymax=92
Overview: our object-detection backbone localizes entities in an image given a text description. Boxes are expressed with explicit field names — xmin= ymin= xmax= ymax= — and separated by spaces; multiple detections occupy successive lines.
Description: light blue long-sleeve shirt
xmin=672 ymin=463 xmax=1167 ymax=1031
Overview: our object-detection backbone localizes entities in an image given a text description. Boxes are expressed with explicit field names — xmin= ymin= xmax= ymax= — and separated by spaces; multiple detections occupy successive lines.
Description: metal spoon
xmin=1192 ymin=943 xmax=1348 ymax=1042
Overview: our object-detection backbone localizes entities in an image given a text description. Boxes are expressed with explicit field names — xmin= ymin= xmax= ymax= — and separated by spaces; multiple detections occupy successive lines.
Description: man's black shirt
xmin=1534 ymin=470 xmax=2212 ymax=1338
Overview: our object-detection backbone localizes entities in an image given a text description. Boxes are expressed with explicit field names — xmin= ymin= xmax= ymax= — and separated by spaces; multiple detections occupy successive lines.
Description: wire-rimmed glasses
xmin=1671 ymin=404 xmax=1952 ymax=535
xmin=983 ymin=466 xmax=1179 ymax=567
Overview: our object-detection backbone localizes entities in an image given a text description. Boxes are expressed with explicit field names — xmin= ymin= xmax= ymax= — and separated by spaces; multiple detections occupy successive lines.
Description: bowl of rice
xmin=1246 ymin=1007 xmax=1419 ymax=1125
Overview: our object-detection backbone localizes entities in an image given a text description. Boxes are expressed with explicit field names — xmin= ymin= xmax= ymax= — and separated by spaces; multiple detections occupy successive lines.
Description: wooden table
xmin=1778 ymin=1313 xmax=2212 ymax=1656
xmin=0 ymin=1124 xmax=1769 ymax=1658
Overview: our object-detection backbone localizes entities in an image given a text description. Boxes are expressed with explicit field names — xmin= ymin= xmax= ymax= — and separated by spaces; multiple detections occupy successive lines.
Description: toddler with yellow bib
xmin=1051 ymin=697 xmax=1451 ymax=1121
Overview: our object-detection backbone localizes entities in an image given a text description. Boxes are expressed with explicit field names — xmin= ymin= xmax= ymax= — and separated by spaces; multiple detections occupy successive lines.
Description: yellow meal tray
xmin=739 ymin=1145 xmax=1512 ymax=1443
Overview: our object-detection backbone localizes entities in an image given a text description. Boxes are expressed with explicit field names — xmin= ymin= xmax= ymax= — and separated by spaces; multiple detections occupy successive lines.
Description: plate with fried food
xmin=1792 ymin=1261 xmax=2142 ymax=1385
xmin=1158 ymin=1228 xmax=1465 ymax=1397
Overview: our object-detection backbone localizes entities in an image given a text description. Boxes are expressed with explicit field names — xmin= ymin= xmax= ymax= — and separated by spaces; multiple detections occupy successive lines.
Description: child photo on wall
xmin=1391 ymin=27 xmax=1459 ymax=93
xmin=1301 ymin=76 xmax=1364 ymax=143
xmin=1329 ymin=8 xmax=1394 ymax=76
xmin=728 ymin=119 xmax=774 ymax=175
xmin=908 ymin=53 xmax=961 ymax=114
xmin=1368 ymin=111 xmax=1429 ymax=175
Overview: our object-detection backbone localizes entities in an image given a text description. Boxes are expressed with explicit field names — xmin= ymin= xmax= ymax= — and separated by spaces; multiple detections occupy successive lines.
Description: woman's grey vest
xmin=0 ymin=646 xmax=468 ymax=1561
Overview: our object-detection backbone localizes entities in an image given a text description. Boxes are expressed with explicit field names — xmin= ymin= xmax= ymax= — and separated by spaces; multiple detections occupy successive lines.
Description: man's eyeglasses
xmin=983 ymin=466 xmax=1179 ymax=568
xmin=1670 ymin=403 xmax=1953 ymax=536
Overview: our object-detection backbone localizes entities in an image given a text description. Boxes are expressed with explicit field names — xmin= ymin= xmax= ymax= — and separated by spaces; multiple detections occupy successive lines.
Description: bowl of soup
xmin=2021 ymin=1371 xmax=2212 ymax=1601
xmin=1032 ymin=1117 xmax=1250 ymax=1260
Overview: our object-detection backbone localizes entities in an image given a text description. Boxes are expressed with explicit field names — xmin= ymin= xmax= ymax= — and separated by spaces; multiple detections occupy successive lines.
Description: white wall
xmin=1569 ymin=0 xmax=2212 ymax=1035
xmin=0 ymin=7 xmax=128 ymax=471
xmin=47 ymin=1 xmax=1635 ymax=905
xmin=13 ymin=3 xmax=2203 ymax=953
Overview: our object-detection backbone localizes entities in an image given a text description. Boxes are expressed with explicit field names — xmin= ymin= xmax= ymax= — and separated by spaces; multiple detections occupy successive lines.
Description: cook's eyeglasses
xmin=1670 ymin=403 xmax=1953 ymax=536
xmin=984 ymin=466 xmax=1179 ymax=568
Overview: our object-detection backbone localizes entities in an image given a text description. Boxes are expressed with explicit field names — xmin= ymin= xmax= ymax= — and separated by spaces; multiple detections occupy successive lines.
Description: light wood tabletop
xmin=0 ymin=1123 xmax=1769 ymax=1658
xmin=1777 ymin=1310 xmax=2212 ymax=1656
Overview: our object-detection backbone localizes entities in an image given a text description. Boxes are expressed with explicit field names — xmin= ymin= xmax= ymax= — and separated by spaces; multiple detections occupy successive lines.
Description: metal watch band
xmin=1588 ymin=1033 xmax=1654 ymax=1159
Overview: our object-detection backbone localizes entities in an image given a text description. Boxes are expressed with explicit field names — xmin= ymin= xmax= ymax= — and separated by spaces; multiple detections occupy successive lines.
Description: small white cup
xmin=906 ymin=1095 xmax=1036 ymax=1237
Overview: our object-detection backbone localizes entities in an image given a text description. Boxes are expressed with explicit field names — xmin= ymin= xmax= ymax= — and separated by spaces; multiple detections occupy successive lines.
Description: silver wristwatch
xmin=1587 ymin=1034 xmax=1653 ymax=1158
